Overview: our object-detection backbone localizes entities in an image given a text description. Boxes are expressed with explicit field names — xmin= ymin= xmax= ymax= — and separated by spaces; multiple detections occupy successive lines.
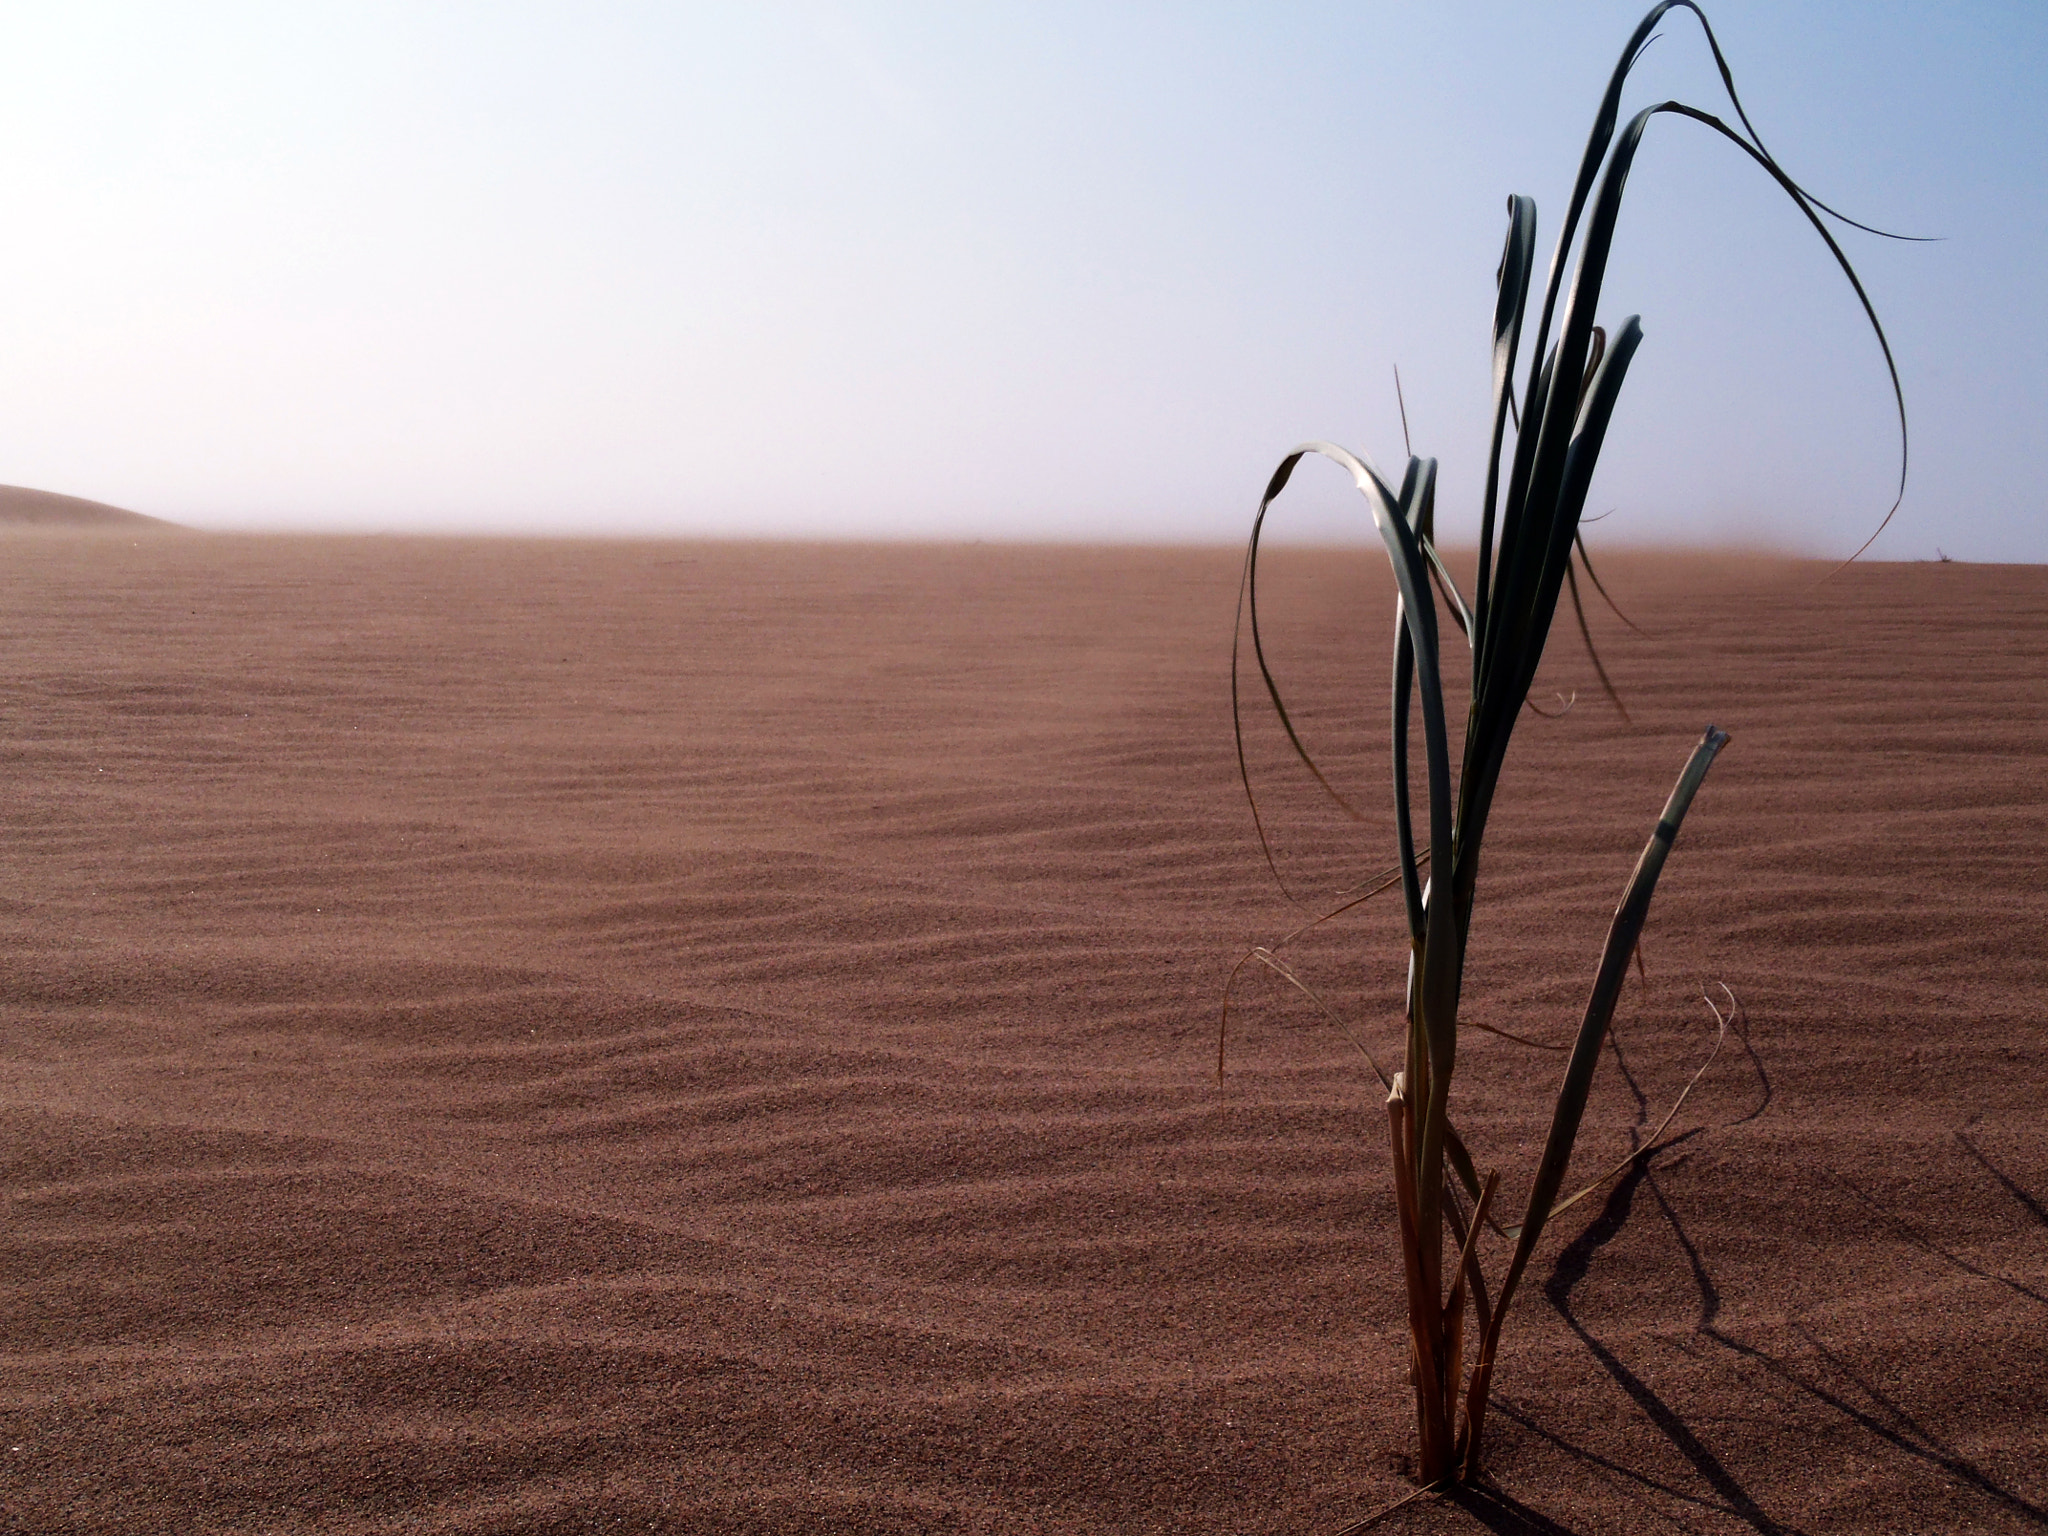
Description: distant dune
xmin=0 ymin=484 xmax=177 ymax=529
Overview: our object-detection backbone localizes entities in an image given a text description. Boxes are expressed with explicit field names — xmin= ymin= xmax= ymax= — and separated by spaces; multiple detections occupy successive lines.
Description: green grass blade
xmin=1391 ymin=619 xmax=1427 ymax=948
xmin=1476 ymin=196 xmax=1538 ymax=638
xmin=1372 ymin=463 xmax=1454 ymax=945
xmin=1504 ymin=317 xmax=1647 ymax=715
xmin=1232 ymin=451 xmax=1379 ymax=901
xmin=1574 ymin=532 xmax=1650 ymax=636
xmin=1235 ymin=444 xmax=1443 ymax=909
xmin=1653 ymin=103 xmax=1908 ymax=567
xmin=1238 ymin=456 xmax=1369 ymax=818
xmin=1504 ymin=5 xmax=1667 ymax=534
xmin=1564 ymin=561 xmax=1630 ymax=721
xmin=1404 ymin=448 xmax=1474 ymax=645
xmin=1480 ymin=336 xmax=1556 ymax=690
xmin=1384 ymin=459 xmax=1472 ymax=1312
xmin=1654 ymin=2 xmax=1936 ymax=243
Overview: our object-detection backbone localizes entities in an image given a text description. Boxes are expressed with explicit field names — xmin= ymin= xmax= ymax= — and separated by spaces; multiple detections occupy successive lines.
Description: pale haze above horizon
xmin=0 ymin=2 xmax=2039 ymax=560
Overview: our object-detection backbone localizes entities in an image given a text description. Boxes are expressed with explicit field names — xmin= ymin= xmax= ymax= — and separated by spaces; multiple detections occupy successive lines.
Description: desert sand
xmin=1 ymin=532 xmax=2042 ymax=1534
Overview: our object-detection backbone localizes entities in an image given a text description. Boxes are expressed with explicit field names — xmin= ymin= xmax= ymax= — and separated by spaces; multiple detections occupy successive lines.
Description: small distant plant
xmin=1231 ymin=2 xmax=1906 ymax=1491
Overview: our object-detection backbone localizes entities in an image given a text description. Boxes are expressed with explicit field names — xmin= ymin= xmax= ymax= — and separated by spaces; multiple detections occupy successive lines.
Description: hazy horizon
xmin=0 ymin=3 xmax=2040 ymax=561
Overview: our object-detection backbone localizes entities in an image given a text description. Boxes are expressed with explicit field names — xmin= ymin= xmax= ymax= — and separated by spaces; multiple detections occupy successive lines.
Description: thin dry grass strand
xmin=1574 ymin=531 xmax=1651 ymax=635
xmin=1442 ymin=1177 xmax=1497 ymax=1340
xmin=1337 ymin=855 xmax=1420 ymax=900
xmin=1566 ymin=561 xmax=1631 ymax=721
xmin=1444 ymin=1170 xmax=1500 ymax=1333
xmin=1231 ymin=478 xmax=1377 ymax=908
xmin=1439 ymin=1171 xmax=1501 ymax=1435
xmin=1218 ymin=854 xmax=1416 ymax=1080
xmin=1237 ymin=470 xmax=1376 ymax=824
xmin=1217 ymin=856 xmax=1551 ymax=1221
xmin=1426 ymin=552 xmax=1475 ymax=645
xmin=1461 ymin=1017 xmax=1569 ymax=1052
xmin=1240 ymin=947 xmax=1395 ymax=1090
xmin=1538 ymin=980 xmax=1736 ymax=1225
xmin=1330 ymin=1482 xmax=1441 ymax=1535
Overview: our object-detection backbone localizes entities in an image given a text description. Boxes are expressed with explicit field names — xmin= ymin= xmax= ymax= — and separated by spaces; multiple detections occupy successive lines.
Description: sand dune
xmin=0 ymin=484 xmax=176 ymax=530
xmin=1 ymin=536 xmax=2042 ymax=1533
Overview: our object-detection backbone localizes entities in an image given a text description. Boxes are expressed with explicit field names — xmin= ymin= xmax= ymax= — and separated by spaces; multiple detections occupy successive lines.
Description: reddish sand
xmin=1 ymin=534 xmax=2042 ymax=1534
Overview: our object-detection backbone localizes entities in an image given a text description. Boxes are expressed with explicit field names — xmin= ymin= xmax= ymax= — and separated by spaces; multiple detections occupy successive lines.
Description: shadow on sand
xmin=1439 ymin=1480 xmax=1588 ymax=1535
xmin=1495 ymin=1033 xmax=2048 ymax=1532
xmin=1361 ymin=1027 xmax=2045 ymax=1533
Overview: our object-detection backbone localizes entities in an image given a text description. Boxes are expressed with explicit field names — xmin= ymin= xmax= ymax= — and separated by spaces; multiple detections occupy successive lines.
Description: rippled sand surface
xmin=3 ymin=534 xmax=2042 ymax=1533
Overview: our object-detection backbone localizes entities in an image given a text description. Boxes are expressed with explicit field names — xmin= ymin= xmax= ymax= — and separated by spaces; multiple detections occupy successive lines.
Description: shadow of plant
xmin=1955 ymin=1132 xmax=2048 ymax=1230
xmin=1497 ymin=1056 xmax=2048 ymax=1530
xmin=1439 ymin=1479 xmax=1588 ymax=1535
xmin=1648 ymin=1168 xmax=2046 ymax=1526
xmin=1831 ymin=1167 xmax=2047 ymax=1310
xmin=1536 ymin=1138 xmax=1798 ymax=1534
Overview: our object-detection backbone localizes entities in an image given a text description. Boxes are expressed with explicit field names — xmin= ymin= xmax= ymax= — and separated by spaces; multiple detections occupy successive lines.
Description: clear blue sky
xmin=0 ymin=2 xmax=2037 ymax=559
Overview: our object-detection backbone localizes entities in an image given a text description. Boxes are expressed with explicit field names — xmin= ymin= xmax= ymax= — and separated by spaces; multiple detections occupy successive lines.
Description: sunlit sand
xmin=3 ymin=531 xmax=2042 ymax=1530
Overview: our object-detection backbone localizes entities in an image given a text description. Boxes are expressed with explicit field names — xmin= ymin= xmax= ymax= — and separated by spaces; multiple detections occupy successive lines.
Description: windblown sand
xmin=2 ymin=535 xmax=2042 ymax=1534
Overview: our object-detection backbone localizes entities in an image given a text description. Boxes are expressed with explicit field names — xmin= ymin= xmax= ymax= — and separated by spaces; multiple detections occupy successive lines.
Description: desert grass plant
xmin=1230 ymin=2 xmax=1908 ymax=1493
